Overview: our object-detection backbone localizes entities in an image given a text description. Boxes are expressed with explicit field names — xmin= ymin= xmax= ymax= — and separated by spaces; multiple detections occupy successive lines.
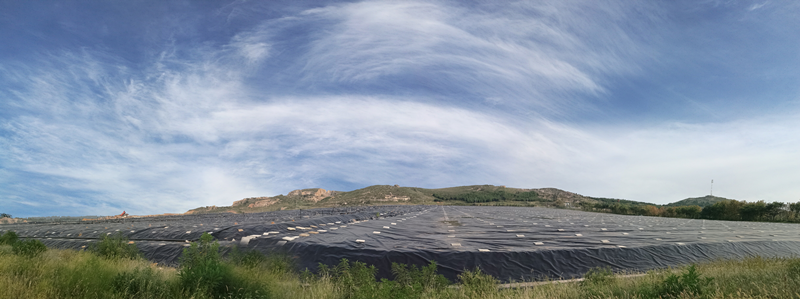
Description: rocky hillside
xmin=186 ymin=185 xmax=599 ymax=214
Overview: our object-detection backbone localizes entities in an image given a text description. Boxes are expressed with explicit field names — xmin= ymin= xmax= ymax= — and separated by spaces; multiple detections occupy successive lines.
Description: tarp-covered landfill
xmin=3 ymin=205 xmax=800 ymax=282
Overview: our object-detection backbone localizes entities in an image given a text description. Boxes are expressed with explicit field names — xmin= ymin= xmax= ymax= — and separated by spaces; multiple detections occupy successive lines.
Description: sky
xmin=1 ymin=0 xmax=799 ymax=217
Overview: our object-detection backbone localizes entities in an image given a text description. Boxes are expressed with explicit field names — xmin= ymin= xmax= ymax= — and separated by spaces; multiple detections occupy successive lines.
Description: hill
xmin=185 ymin=185 xmax=599 ymax=214
xmin=588 ymin=196 xmax=658 ymax=207
xmin=665 ymin=195 xmax=731 ymax=207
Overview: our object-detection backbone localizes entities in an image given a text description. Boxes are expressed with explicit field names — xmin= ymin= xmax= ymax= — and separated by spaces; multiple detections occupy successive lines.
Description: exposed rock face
xmin=248 ymin=198 xmax=279 ymax=208
xmin=287 ymin=188 xmax=336 ymax=203
xmin=230 ymin=196 xmax=279 ymax=209
xmin=233 ymin=197 xmax=268 ymax=207
xmin=377 ymin=194 xmax=410 ymax=202
xmin=534 ymin=188 xmax=589 ymax=203
xmin=0 ymin=217 xmax=19 ymax=224
xmin=226 ymin=188 xmax=334 ymax=210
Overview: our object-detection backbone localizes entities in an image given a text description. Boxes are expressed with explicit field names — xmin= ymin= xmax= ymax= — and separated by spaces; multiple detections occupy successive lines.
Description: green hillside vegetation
xmin=187 ymin=185 xmax=800 ymax=225
xmin=430 ymin=186 xmax=542 ymax=203
xmin=582 ymin=197 xmax=800 ymax=223
xmin=589 ymin=197 xmax=658 ymax=207
xmin=328 ymin=185 xmax=433 ymax=204
xmin=665 ymin=195 xmax=730 ymax=208
xmin=187 ymin=185 xmax=596 ymax=214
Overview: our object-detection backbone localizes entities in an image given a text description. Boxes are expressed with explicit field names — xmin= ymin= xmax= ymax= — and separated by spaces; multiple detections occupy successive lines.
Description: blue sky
xmin=2 ymin=1 xmax=799 ymax=217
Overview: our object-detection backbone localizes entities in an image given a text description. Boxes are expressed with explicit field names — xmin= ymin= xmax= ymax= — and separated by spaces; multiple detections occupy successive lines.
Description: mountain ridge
xmin=186 ymin=184 xmax=599 ymax=214
xmin=185 ymin=184 xmax=736 ymax=215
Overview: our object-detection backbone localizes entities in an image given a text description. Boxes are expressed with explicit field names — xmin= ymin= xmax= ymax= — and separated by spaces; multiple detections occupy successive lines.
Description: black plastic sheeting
xmin=244 ymin=206 xmax=800 ymax=281
xmin=4 ymin=205 xmax=800 ymax=282
xmin=0 ymin=205 xmax=426 ymax=265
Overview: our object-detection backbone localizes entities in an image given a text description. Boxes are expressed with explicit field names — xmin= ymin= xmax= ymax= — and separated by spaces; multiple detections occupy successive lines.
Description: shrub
xmin=582 ymin=266 xmax=615 ymax=286
xmin=0 ymin=213 xmax=11 ymax=218
xmin=91 ymin=232 xmax=141 ymax=260
xmin=321 ymin=258 xmax=380 ymax=297
xmin=458 ymin=268 xmax=497 ymax=296
xmin=646 ymin=265 xmax=713 ymax=298
xmin=0 ymin=230 xmax=19 ymax=245
xmin=391 ymin=261 xmax=450 ymax=292
xmin=179 ymin=232 xmax=234 ymax=297
xmin=12 ymin=238 xmax=47 ymax=258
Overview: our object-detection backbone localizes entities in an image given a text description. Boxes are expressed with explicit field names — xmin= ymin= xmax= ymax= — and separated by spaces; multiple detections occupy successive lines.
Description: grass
xmin=1 ymin=230 xmax=800 ymax=298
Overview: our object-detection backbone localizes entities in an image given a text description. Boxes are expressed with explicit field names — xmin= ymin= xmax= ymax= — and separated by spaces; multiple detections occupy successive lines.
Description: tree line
xmin=581 ymin=199 xmax=800 ymax=223
xmin=432 ymin=190 xmax=541 ymax=203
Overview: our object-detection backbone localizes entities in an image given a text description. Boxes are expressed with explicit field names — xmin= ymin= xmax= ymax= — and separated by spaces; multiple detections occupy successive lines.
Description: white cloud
xmin=553 ymin=116 xmax=800 ymax=204
xmin=748 ymin=2 xmax=767 ymax=11
xmin=286 ymin=0 xmax=661 ymax=113
xmin=2 ymin=0 xmax=798 ymax=217
xmin=4 ymin=45 xmax=799 ymax=215
xmin=227 ymin=29 xmax=272 ymax=66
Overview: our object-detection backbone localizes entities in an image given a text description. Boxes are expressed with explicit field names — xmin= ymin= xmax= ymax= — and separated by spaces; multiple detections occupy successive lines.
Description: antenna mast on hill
xmin=710 ymin=179 xmax=713 ymax=196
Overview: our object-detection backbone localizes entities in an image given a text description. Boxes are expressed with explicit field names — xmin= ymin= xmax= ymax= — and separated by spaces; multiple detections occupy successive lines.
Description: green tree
xmin=12 ymin=239 xmax=47 ymax=258
xmin=740 ymin=201 xmax=767 ymax=221
xmin=675 ymin=206 xmax=702 ymax=219
xmin=765 ymin=201 xmax=785 ymax=221
xmin=701 ymin=200 xmax=742 ymax=220
xmin=0 ymin=231 xmax=19 ymax=245
xmin=700 ymin=203 xmax=723 ymax=220
xmin=790 ymin=202 xmax=800 ymax=214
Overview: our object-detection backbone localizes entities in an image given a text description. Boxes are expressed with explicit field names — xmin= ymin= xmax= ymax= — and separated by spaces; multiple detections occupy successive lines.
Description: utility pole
xmin=710 ymin=179 xmax=713 ymax=196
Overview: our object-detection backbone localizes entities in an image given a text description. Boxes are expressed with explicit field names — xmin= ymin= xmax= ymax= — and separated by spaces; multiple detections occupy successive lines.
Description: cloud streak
xmin=1 ymin=0 xmax=799 ymax=217
xmin=241 ymin=0 xmax=666 ymax=115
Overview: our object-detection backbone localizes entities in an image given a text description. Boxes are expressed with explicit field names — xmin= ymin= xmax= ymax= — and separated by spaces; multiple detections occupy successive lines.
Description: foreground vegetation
xmin=2 ymin=230 xmax=800 ymax=298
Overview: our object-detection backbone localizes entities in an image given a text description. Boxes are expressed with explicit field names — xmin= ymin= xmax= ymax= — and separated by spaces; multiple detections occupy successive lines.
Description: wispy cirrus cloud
xmin=237 ymin=0 xmax=666 ymax=114
xmin=1 ymin=0 xmax=799 ymax=217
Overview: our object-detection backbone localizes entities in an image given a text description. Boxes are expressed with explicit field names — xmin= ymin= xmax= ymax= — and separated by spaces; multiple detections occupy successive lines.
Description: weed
xmin=458 ymin=267 xmax=498 ymax=296
xmin=179 ymin=232 xmax=235 ymax=297
xmin=49 ymin=254 xmax=120 ymax=298
xmin=260 ymin=252 xmax=295 ymax=274
xmin=112 ymin=266 xmax=170 ymax=298
xmin=228 ymin=246 xmax=267 ymax=268
xmin=788 ymin=259 xmax=800 ymax=279
xmin=582 ymin=266 xmax=615 ymax=286
xmin=91 ymin=232 xmax=142 ymax=260
xmin=0 ymin=230 xmax=18 ymax=245
xmin=11 ymin=238 xmax=47 ymax=258
xmin=326 ymin=258 xmax=380 ymax=297
xmin=313 ymin=259 xmax=453 ymax=299
xmin=642 ymin=265 xmax=713 ymax=298
xmin=391 ymin=261 xmax=450 ymax=292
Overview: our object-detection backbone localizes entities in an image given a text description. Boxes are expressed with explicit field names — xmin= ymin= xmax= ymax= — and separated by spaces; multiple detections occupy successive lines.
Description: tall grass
xmin=2 ymin=230 xmax=800 ymax=298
